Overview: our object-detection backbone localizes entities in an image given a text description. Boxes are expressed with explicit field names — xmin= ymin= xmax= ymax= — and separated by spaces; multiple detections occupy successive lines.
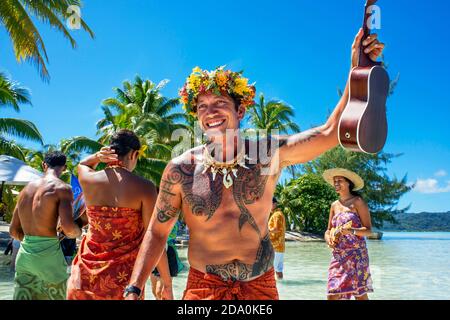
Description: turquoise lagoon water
xmin=1 ymin=232 xmax=449 ymax=300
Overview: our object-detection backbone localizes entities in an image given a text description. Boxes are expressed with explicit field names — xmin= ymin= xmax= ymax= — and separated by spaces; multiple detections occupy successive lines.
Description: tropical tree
xmin=65 ymin=76 xmax=188 ymax=185
xmin=247 ymin=93 xmax=300 ymax=134
xmin=301 ymin=148 xmax=412 ymax=229
xmin=0 ymin=0 xmax=94 ymax=81
xmin=276 ymin=174 xmax=338 ymax=234
xmin=246 ymin=93 xmax=301 ymax=178
xmin=24 ymin=137 xmax=93 ymax=183
xmin=0 ymin=73 xmax=43 ymax=160
xmin=281 ymin=57 xmax=408 ymax=231
xmin=301 ymin=57 xmax=408 ymax=229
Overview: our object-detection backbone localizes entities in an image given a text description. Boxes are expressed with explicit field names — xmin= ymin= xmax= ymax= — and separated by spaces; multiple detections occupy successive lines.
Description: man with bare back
xmin=10 ymin=151 xmax=82 ymax=300
xmin=124 ymin=28 xmax=385 ymax=300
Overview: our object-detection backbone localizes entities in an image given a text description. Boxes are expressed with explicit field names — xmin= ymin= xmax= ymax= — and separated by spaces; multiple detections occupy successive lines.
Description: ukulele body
xmin=338 ymin=65 xmax=389 ymax=154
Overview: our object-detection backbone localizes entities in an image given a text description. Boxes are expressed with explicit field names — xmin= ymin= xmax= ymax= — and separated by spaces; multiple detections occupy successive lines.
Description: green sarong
xmin=13 ymin=235 xmax=69 ymax=300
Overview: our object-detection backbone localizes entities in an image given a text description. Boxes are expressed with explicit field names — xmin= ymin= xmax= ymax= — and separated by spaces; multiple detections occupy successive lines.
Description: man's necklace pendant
xmin=201 ymin=146 xmax=251 ymax=189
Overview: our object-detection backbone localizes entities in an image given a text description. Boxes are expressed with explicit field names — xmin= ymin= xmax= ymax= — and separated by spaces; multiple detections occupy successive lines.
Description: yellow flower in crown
xmin=215 ymin=70 xmax=228 ymax=88
xmin=187 ymin=73 xmax=201 ymax=92
xmin=192 ymin=66 xmax=202 ymax=73
xmin=179 ymin=65 xmax=256 ymax=117
xmin=233 ymin=77 xmax=249 ymax=96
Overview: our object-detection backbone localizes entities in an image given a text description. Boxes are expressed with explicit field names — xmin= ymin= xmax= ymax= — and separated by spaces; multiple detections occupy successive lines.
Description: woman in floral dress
xmin=323 ymin=168 xmax=374 ymax=300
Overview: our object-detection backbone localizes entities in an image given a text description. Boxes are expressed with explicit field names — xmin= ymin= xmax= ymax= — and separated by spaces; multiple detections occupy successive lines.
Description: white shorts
xmin=274 ymin=252 xmax=284 ymax=273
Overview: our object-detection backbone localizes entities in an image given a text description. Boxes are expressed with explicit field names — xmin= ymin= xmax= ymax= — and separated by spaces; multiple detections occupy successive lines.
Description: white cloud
xmin=434 ymin=170 xmax=447 ymax=177
xmin=414 ymin=179 xmax=450 ymax=194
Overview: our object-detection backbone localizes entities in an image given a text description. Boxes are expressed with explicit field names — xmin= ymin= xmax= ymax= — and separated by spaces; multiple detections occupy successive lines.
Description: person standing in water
xmin=125 ymin=29 xmax=385 ymax=300
xmin=66 ymin=129 xmax=172 ymax=300
xmin=268 ymin=197 xmax=286 ymax=280
xmin=323 ymin=168 xmax=374 ymax=300
xmin=10 ymin=151 xmax=82 ymax=300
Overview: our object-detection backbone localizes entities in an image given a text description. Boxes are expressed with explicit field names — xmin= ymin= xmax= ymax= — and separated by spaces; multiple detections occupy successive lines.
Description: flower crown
xmin=179 ymin=66 xmax=256 ymax=117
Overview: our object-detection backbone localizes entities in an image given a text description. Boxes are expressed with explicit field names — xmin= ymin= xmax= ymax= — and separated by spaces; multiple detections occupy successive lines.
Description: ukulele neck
xmin=358 ymin=0 xmax=382 ymax=67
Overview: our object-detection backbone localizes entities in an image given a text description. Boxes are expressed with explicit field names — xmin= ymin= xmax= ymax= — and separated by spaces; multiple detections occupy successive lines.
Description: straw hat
xmin=322 ymin=168 xmax=364 ymax=191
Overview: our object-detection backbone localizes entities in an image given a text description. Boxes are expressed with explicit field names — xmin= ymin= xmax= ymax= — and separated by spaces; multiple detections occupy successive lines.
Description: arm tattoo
xmin=206 ymin=234 xmax=274 ymax=281
xmin=156 ymin=170 xmax=182 ymax=223
xmin=287 ymin=129 xmax=321 ymax=147
xmin=156 ymin=204 xmax=180 ymax=223
xmin=278 ymin=129 xmax=321 ymax=167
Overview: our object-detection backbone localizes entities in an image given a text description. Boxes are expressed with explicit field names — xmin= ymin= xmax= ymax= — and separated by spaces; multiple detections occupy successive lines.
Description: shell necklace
xmin=201 ymin=144 xmax=251 ymax=189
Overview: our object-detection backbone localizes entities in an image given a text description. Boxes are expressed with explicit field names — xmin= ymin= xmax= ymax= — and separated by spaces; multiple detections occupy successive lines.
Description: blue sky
xmin=1 ymin=0 xmax=449 ymax=213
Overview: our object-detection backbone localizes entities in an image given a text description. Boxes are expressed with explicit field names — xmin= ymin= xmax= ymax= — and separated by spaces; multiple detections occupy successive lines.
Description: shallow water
xmin=1 ymin=232 xmax=449 ymax=300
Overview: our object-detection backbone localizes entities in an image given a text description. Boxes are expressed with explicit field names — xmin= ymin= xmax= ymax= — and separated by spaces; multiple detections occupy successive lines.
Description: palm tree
xmin=65 ymin=76 xmax=188 ymax=185
xmin=0 ymin=0 xmax=94 ymax=81
xmin=247 ymin=93 xmax=300 ymax=134
xmin=246 ymin=93 xmax=301 ymax=178
xmin=24 ymin=138 xmax=92 ymax=183
xmin=0 ymin=73 xmax=43 ymax=160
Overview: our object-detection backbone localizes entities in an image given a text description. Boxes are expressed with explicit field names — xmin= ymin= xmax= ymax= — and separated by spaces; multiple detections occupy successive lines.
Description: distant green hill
xmin=381 ymin=212 xmax=450 ymax=232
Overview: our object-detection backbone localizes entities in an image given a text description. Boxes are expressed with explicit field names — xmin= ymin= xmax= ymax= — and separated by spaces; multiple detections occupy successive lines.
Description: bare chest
xmin=178 ymin=163 xmax=276 ymax=223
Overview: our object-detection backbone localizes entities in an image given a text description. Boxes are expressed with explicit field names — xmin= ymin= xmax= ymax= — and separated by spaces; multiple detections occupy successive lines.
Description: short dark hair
xmin=44 ymin=151 xmax=67 ymax=168
xmin=110 ymin=129 xmax=141 ymax=157
xmin=272 ymin=197 xmax=278 ymax=204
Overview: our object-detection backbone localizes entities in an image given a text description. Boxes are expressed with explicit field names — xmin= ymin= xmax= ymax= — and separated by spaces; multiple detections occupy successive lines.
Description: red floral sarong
xmin=67 ymin=206 xmax=144 ymax=300
xmin=182 ymin=267 xmax=279 ymax=300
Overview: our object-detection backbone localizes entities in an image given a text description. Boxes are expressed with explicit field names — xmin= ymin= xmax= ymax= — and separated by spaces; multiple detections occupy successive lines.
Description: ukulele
xmin=338 ymin=0 xmax=389 ymax=154
xmin=330 ymin=221 xmax=353 ymax=245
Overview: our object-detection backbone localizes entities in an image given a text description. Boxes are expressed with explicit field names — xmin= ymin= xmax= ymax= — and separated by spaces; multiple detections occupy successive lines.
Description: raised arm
xmin=126 ymin=161 xmax=182 ymax=300
xmin=77 ymin=147 xmax=117 ymax=183
xmin=278 ymin=29 xmax=384 ymax=168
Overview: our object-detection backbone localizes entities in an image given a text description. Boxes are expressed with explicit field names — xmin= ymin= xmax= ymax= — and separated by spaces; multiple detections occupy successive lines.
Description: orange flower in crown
xmin=179 ymin=66 xmax=256 ymax=117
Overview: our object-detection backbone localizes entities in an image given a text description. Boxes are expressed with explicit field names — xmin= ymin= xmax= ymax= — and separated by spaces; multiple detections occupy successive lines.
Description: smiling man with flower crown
xmin=125 ymin=28 xmax=385 ymax=300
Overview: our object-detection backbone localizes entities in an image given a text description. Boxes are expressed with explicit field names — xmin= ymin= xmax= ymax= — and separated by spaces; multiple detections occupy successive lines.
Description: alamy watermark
xmin=67 ymin=5 xmax=81 ymax=30
xmin=367 ymin=5 xmax=382 ymax=30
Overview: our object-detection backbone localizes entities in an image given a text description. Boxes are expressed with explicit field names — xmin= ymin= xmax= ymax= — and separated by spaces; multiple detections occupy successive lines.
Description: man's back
xmin=17 ymin=176 xmax=69 ymax=238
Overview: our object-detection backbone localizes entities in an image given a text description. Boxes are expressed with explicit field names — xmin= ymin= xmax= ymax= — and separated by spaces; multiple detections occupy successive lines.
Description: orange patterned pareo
xmin=67 ymin=206 xmax=144 ymax=300
xmin=182 ymin=267 xmax=279 ymax=300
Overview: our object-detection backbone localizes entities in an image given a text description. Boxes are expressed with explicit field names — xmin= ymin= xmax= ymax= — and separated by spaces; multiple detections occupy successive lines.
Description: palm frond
xmin=0 ymin=73 xmax=32 ymax=111
xmin=0 ymin=118 xmax=43 ymax=143
xmin=0 ymin=137 xmax=25 ymax=160
xmin=63 ymin=136 xmax=103 ymax=154
xmin=24 ymin=0 xmax=77 ymax=49
xmin=0 ymin=0 xmax=49 ymax=80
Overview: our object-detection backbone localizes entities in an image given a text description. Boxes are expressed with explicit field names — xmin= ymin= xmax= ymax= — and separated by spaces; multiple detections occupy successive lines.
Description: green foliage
xmin=0 ymin=185 xmax=22 ymax=223
xmin=276 ymin=174 xmax=338 ymax=234
xmin=383 ymin=212 xmax=450 ymax=232
xmin=23 ymin=140 xmax=83 ymax=183
xmin=0 ymin=73 xmax=43 ymax=158
xmin=66 ymin=75 xmax=188 ymax=186
xmin=246 ymin=93 xmax=300 ymax=134
xmin=301 ymin=147 xmax=413 ymax=228
xmin=0 ymin=118 xmax=43 ymax=143
xmin=0 ymin=72 xmax=31 ymax=111
xmin=0 ymin=0 xmax=94 ymax=81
